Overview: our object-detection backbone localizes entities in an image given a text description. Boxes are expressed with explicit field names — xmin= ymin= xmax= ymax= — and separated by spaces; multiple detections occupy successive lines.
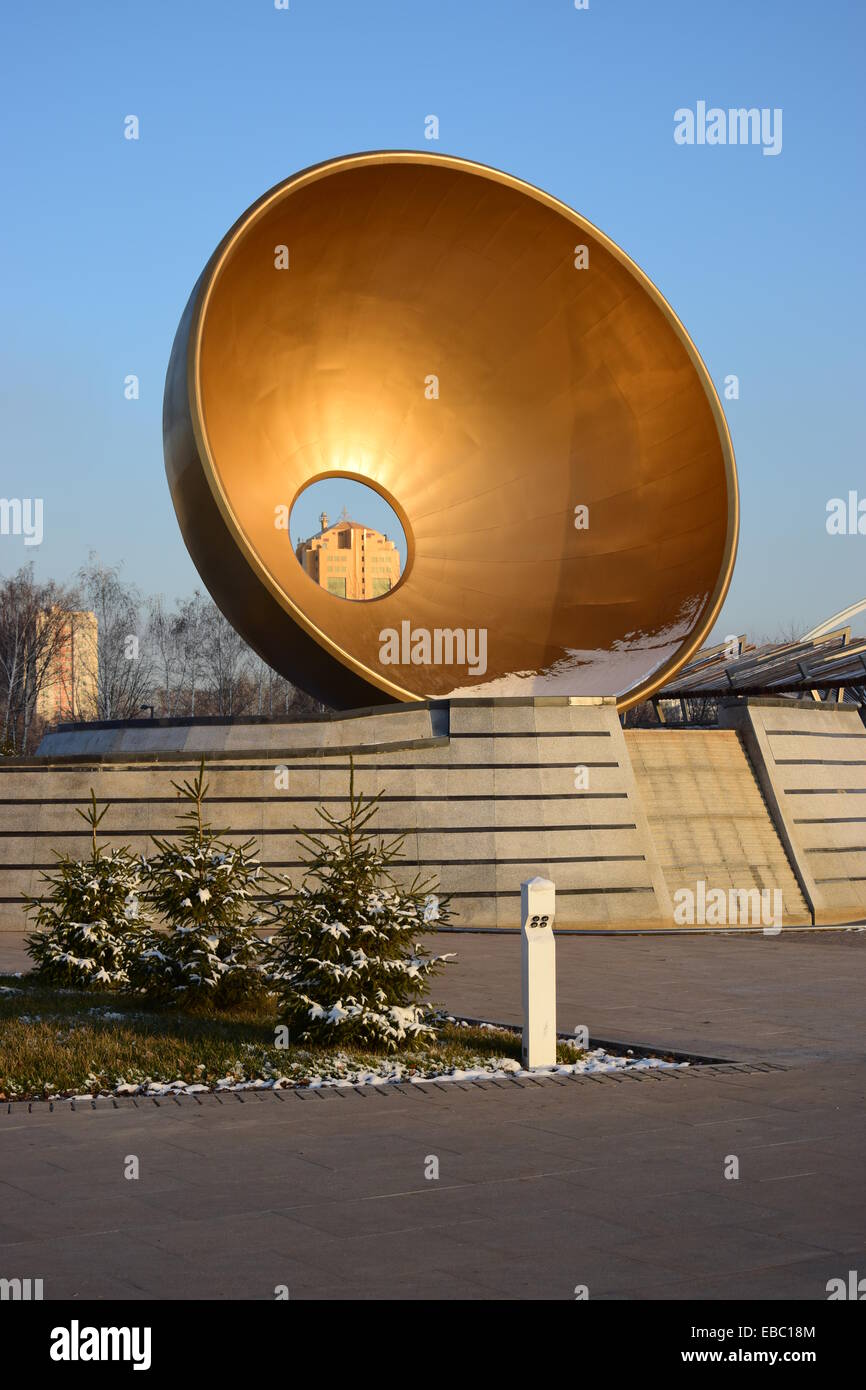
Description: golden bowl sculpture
xmin=164 ymin=151 xmax=737 ymax=709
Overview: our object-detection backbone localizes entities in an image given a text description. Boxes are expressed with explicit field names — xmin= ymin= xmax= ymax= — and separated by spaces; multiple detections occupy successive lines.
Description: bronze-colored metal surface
xmin=164 ymin=151 xmax=738 ymax=709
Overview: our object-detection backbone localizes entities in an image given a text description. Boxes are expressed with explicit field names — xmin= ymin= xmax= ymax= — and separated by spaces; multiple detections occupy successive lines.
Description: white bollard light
xmin=521 ymin=876 xmax=557 ymax=1069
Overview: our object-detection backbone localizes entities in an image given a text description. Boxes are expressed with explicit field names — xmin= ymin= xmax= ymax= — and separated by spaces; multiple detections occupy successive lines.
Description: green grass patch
xmin=0 ymin=974 xmax=585 ymax=1101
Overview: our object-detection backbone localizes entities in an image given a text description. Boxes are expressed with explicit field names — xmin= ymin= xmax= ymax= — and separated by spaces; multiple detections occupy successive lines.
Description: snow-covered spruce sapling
xmin=25 ymin=790 xmax=147 ymax=988
xmin=129 ymin=758 xmax=267 ymax=1008
xmin=265 ymin=758 xmax=454 ymax=1049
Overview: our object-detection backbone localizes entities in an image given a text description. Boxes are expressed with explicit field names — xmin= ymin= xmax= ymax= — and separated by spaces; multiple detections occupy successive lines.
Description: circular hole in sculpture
xmin=290 ymin=478 xmax=408 ymax=602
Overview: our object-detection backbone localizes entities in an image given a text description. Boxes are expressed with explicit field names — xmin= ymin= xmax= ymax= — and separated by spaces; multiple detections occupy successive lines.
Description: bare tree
xmin=0 ymin=566 xmax=78 ymax=752
xmin=175 ymin=592 xmax=208 ymax=716
xmin=146 ymin=594 xmax=179 ymax=717
xmin=281 ymin=676 xmax=327 ymax=717
xmin=2 ymin=561 xmax=329 ymax=746
xmin=756 ymin=621 xmax=808 ymax=646
xmin=146 ymin=590 xmax=219 ymax=717
xmin=198 ymin=600 xmax=252 ymax=716
xmin=76 ymin=554 xmax=153 ymax=720
xmin=249 ymin=652 xmax=273 ymax=718
xmin=247 ymin=649 xmax=325 ymax=718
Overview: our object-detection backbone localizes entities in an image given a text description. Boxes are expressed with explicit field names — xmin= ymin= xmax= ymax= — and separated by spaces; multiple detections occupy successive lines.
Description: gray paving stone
xmin=429 ymin=927 xmax=866 ymax=1064
xmin=1 ymin=932 xmax=865 ymax=1298
xmin=609 ymin=1223 xmax=838 ymax=1279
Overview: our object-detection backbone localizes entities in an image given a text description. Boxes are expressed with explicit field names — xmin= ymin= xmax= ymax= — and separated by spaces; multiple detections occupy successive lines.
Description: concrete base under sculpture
xmin=1 ymin=697 xmax=863 ymax=938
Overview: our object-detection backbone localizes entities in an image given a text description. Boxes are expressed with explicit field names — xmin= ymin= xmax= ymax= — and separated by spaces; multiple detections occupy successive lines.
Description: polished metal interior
xmin=164 ymin=151 xmax=738 ymax=709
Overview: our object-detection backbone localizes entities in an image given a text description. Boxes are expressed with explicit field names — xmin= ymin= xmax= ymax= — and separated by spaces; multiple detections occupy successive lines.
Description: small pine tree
xmin=129 ymin=759 xmax=267 ymax=1008
xmin=25 ymin=791 xmax=147 ymax=988
xmin=265 ymin=759 xmax=453 ymax=1050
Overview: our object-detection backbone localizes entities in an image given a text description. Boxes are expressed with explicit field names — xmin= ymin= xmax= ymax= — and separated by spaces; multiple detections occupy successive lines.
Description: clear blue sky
xmin=2 ymin=0 xmax=863 ymax=641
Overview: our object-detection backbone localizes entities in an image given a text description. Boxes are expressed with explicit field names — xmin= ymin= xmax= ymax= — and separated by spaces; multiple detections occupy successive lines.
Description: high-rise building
xmin=295 ymin=512 xmax=401 ymax=601
xmin=35 ymin=608 xmax=98 ymax=723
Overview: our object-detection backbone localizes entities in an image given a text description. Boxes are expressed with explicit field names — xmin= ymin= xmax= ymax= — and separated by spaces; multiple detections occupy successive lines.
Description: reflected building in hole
xmin=295 ymin=512 xmax=401 ymax=601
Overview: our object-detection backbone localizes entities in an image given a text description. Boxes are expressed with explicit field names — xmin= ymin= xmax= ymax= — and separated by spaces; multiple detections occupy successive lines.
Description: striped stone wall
xmin=719 ymin=699 xmax=866 ymax=924
xmin=1 ymin=699 xmax=672 ymax=934
xmin=626 ymin=727 xmax=811 ymax=926
xmin=2 ymin=697 xmax=863 ymax=937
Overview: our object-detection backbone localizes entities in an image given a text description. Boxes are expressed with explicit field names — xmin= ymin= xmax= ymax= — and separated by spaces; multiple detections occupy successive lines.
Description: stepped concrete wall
xmin=719 ymin=699 xmax=866 ymax=925
xmin=2 ymin=699 xmax=672 ymax=934
xmin=1 ymin=697 xmax=862 ymax=939
xmin=626 ymin=727 xmax=812 ymax=926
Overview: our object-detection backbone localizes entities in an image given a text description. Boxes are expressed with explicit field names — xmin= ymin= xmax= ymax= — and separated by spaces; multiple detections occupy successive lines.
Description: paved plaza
xmin=1 ymin=930 xmax=865 ymax=1300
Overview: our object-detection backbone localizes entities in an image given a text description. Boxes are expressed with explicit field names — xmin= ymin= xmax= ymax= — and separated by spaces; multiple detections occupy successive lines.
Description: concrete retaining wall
xmin=719 ymin=699 xmax=866 ymax=924
xmin=2 ymin=699 xmax=672 ymax=934
xmin=1 ymin=697 xmax=862 ymax=937
xmin=626 ymin=727 xmax=812 ymax=926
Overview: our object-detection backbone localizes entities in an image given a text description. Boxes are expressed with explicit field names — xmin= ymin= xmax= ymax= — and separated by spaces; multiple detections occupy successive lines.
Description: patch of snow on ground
xmin=84 ymin=1047 xmax=685 ymax=1098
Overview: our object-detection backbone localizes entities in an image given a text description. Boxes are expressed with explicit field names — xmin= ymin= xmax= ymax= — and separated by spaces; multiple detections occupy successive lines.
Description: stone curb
xmin=1 ymin=1058 xmax=789 ymax=1116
